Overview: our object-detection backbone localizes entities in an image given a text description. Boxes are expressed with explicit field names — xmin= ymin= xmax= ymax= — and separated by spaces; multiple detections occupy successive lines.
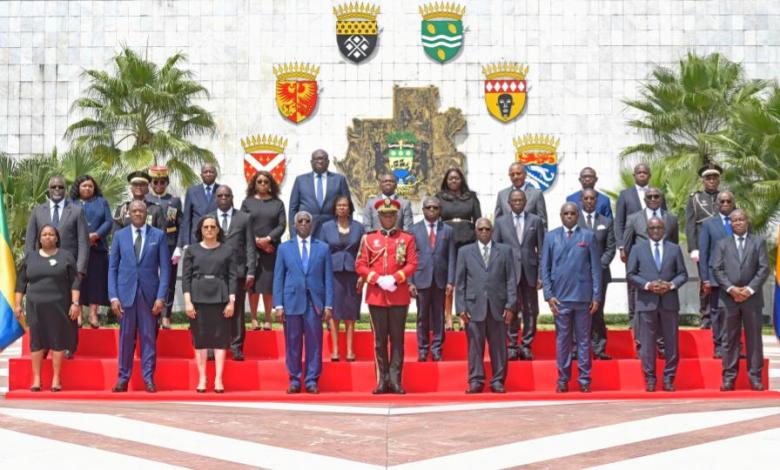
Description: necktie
xmin=652 ymin=209 xmax=658 ymax=219
xmin=134 ymin=229 xmax=143 ymax=261
xmin=724 ymin=216 xmax=733 ymax=236
xmin=316 ymin=174 xmax=324 ymax=207
xmin=52 ymin=202 xmax=60 ymax=227
xmin=654 ymin=242 xmax=662 ymax=271
xmin=205 ymin=185 xmax=212 ymax=202
xmin=221 ymin=213 xmax=229 ymax=232
xmin=737 ymin=236 xmax=745 ymax=261
xmin=429 ymin=223 xmax=436 ymax=248
xmin=301 ymin=239 xmax=309 ymax=272
xmin=482 ymin=244 xmax=489 ymax=267
xmin=566 ymin=229 xmax=573 ymax=239
xmin=515 ymin=214 xmax=524 ymax=244
xmin=586 ymin=213 xmax=593 ymax=229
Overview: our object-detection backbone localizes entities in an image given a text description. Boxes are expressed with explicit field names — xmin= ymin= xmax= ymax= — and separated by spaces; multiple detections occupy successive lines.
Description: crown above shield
xmin=419 ymin=2 xmax=465 ymax=20
xmin=273 ymin=63 xmax=320 ymax=81
xmin=333 ymin=2 xmax=380 ymax=21
xmin=483 ymin=62 xmax=529 ymax=80
xmin=241 ymin=134 xmax=288 ymax=154
xmin=514 ymin=134 xmax=560 ymax=153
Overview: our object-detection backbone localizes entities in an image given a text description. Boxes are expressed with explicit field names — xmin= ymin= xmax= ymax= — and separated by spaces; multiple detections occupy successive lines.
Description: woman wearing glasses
xmin=241 ymin=171 xmax=286 ymax=331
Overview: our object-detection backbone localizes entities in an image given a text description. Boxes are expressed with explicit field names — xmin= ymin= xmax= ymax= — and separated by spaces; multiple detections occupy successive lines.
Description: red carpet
xmin=6 ymin=329 xmax=771 ymax=401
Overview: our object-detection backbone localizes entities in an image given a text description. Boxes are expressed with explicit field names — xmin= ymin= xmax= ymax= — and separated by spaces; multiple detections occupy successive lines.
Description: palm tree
xmin=65 ymin=46 xmax=218 ymax=188
xmin=621 ymin=52 xmax=768 ymax=179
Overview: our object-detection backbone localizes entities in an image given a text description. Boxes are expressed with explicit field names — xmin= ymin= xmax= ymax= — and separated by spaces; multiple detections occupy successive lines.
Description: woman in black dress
xmin=317 ymin=196 xmax=364 ymax=361
xmin=14 ymin=225 xmax=80 ymax=392
xmin=182 ymin=216 xmax=236 ymax=393
xmin=241 ymin=171 xmax=286 ymax=331
xmin=435 ymin=167 xmax=482 ymax=331
xmin=70 ymin=175 xmax=111 ymax=328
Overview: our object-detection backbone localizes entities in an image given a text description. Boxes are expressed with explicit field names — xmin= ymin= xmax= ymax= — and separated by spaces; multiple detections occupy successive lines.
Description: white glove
xmin=171 ymin=246 xmax=182 ymax=265
xmin=377 ymin=275 xmax=397 ymax=291
xmin=690 ymin=250 xmax=699 ymax=263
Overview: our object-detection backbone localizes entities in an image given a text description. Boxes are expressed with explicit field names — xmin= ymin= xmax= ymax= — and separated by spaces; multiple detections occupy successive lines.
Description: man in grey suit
xmin=578 ymin=189 xmax=616 ymax=360
xmin=626 ymin=217 xmax=688 ymax=392
xmin=364 ymin=173 xmax=413 ymax=232
xmin=698 ymin=191 xmax=736 ymax=358
xmin=25 ymin=175 xmax=90 ymax=276
xmin=712 ymin=210 xmax=770 ymax=391
xmin=494 ymin=162 xmax=548 ymax=229
xmin=409 ymin=197 xmax=455 ymax=361
xmin=456 ymin=218 xmax=516 ymax=394
xmin=210 ymin=185 xmax=256 ymax=361
xmin=492 ymin=189 xmax=544 ymax=360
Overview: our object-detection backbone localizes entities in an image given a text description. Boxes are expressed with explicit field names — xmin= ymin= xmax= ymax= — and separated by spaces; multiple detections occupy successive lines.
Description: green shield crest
xmin=421 ymin=20 xmax=463 ymax=63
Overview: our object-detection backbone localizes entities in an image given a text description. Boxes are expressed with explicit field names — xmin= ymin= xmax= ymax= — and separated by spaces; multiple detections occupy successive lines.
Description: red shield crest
xmin=240 ymin=135 xmax=288 ymax=185
xmin=274 ymin=63 xmax=320 ymax=124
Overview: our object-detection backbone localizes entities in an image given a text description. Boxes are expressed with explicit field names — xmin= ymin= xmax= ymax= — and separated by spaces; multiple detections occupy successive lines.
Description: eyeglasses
xmin=256 ymin=179 xmax=270 ymax=185
xmin=151 ymin=180 xmax=167 ymax=185
xmin=49 ymin=185 xmax=65 ymax=190
xmin=202 ymin=225 xmax=218 ymax=230
xmin=216 ymin=194 xmax=232 ymax=198
xmin=476 ymin=227 xmax=492 ymax=232
xmin=423 ymin=206 xmax=440 ymax=210
xmin=719 ymin=199 xmax=733 ymax=204
xmin=646 ymin=194 xmax=661 ymax=200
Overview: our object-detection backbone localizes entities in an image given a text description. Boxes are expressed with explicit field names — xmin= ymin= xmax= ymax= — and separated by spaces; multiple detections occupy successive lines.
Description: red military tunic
xmin=356 ymin=229 xmax=418 ymax=306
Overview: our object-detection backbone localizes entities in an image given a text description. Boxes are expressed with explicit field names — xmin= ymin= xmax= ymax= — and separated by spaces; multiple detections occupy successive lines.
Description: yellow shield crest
xmin=483 ymin=62 xmax=528 ymax=123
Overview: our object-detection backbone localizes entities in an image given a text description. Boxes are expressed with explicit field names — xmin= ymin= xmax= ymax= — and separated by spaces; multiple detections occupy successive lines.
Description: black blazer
xmin=577 ymin=213 xmax=616 ymax=282
xmin=409 ymin=219 xmax=456 ymax=289
xmin=712 ymin=234 xmax=770 ymax=310
xmin=623 ymin=209 xmax=679 ymax=257
xmin=25 ymin=200 xmax=90 ymax=274
xmin=209 ymin=209 xmax=256 ymax=278
xmin=455 ymin=242 xmax=517 ymax=322
xmin=615 ymin=186 xmax=667 ymax=247
xmin=626 ymin=240 xmax=688 ymax=312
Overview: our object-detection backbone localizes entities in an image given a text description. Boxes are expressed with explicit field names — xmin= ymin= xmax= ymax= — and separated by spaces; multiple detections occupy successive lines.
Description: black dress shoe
xmin=372 ymin=383 xmax=387 ymax=395
xmin=287 ymin=384 xmax=301 ymax=394
xmin=556 ymin=383 xmax=568 ymax=393
xmin=663 ymin=382 xmax=676 ymax=392
xmin=305 ymin=384 xmax=320 ymax=394
xmin=145 ymin=382 xmax=157 ymax=393
xmin=51 ymin=385 xmax=62 ymax=392
xmin=507 ymin=350 xmax=519 ymax=361
xmin=720 ymin=381 xmax=735 ymax=391
xmin=595 ymin=352 xmax=612 ymax=360
xmin=112 ymin=381 xmax=128 ymax=393
xmin=231 ymin=350 xmax=245 ymax=361
xmin=465 ymin=384 xmax=483 ymax=394
xmin=750 ymin=381 xmax=765 ymax=391
xmin=389 ymin=383 xmax=406 ymax=395
xmin=214 ymin=388 xmax=225 ymax=394
xmin=30 ymin=386 xmax=41 ymax=392
xmin=580 ymin=384 xmax=592 ymax=393
xmin=520 ymin=348 xmax=535 ymax=360
xmin=490 ymin=384 xmax=506 ymax=394
xmin=196 ymin=388 xmax=206 ymax=393
xmin=431 ymin=352 xmax=442 ymax=362
xmin=645 ymin=382 xmax=656 ymax=392
xmin=700 ymin=320 xmax=712 ymax=329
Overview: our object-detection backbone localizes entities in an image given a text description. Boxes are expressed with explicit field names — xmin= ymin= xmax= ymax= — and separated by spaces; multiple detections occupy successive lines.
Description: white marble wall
xmin=2 ymin=0 xmax=779 ymax=312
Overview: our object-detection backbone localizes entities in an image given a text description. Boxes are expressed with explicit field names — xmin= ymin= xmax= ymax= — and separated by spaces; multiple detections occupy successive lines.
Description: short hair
xmin=422 ymin=196 xmax=441 ymax=207
xmin=295 ymin=210 xmax=313 ymax=223
xmin=36 ymin=224 xmax=61 ymax=249
xmin=194 ymin=215 xmax=225 ymax=243
xmin=331 ymin=195 xmax=355 ymax=217
xmin=128 ymin=200 xmax=147 ymax=211
xmin=439 ymin=167 xmax=473 ymax=194
xmin=509 ymin=189 xmax=526 ymax=199
xmin=581 ymin=188 xmax=598 ymax=199
xmin=69 ymin=174 xmax=103 ymax=200
xmin=246 ymin=171 xmax=281 ymax=199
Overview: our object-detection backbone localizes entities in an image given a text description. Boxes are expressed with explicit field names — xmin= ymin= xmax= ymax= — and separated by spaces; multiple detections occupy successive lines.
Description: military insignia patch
xmin=274 ymin=63 xmax=320 ymax=124
xmin=419 ymin=2 xmax=465 ymax=64
xmin=241 ymin=134 xmax=288 ymax=185
xmin=334 ymin=2 xmax=380 ymax=64
xmin=513 ymin=134 xmax=560 ymax=192
xmin=483 ymin=62 xmax=528 ymax=123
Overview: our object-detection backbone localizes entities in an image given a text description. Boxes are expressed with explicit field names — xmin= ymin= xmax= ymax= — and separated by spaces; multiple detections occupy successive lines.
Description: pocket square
xmin=596 ymin=224 xmax=606 ymax=230
xmin=577 ymin=241 xmax=588 ymax=247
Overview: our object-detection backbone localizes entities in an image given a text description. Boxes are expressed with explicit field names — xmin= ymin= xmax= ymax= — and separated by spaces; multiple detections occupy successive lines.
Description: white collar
xmin=132 ymin=224 xmax=147 ymax=235
xmin=478 ymin=240 xmax=492 ymax=251
xmin=512 ymin=211 xmax=524 ymax=219
xmin=218 ymin=208 xmax=233 ymax=217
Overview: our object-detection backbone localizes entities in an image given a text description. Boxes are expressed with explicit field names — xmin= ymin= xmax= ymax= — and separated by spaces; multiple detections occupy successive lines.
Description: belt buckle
xmin=203 ymin=275 xmax=215 ymax=279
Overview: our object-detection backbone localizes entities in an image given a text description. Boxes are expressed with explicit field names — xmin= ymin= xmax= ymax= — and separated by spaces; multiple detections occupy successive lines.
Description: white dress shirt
xmin=49 ymin=199 xmax=64 ymax=220
xmin=636 ymin=185 xmax=648 ymax=209
xmin=217 ymin=208 xmax=232 ymax=232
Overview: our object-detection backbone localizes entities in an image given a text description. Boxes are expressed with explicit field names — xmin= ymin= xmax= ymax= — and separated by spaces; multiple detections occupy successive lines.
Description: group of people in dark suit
xmin=12 ymin=154 xmax=771 ymax=394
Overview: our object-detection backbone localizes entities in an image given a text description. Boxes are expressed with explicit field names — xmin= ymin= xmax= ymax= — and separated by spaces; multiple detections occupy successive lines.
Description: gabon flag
xmin=0 ymin=180 xmax=24 ymax=350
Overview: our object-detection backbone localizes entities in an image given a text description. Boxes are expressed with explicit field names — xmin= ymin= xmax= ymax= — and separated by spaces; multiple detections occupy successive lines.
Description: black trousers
xmin=369 ymin=305 xmax=408 ymax=386
xmin=708 ymin=286 xmax=725 ymax=354
xmin=467 ymin=307 xmax=507 ymax=388
xmin=722 ymin=303 xmax=764 ymax=383
xmin=229 ymin=277 xmax=248 ymax=353
xmin=416 ymin=284 xmax=446 ymax=356
xmin=591 ymin=277 xmax=609 ymax=355
xmin=507 ymin=279 xmax=539 ymax=352
xmin=638 ymin=308 xmax=679 ymax=383
xmin=161 ymin=243 xmax=178 ymax=319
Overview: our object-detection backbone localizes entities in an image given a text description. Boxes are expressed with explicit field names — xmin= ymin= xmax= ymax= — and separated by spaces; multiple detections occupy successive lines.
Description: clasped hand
xmin=376 ymin=275 xmax=397 ymax=292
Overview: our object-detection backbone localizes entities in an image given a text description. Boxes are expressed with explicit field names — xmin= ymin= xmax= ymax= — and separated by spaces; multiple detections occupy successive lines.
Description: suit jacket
xmin=108 ymin=224 xmax=170 ymax=308
xmin=455 ymin=242 xmax=517 ymax=322
xmin=492 ymin=212 xmax=545 ymax=286
xmin=566 ymin=190 xmax=613 ymax=219
xmin=614 ymin=187 xmax=667 ymax=247
xmin=363 ymin=195 xmax=413 ymax=232
xmin=178 ymin=183 xmax=220 ymax=247
xmin=493 ymin=185 xmax=548 ymax=229
xmin=209 ymin=208 xmax=256 ymax=278
xmin=712 ymin=234 xmax=770 ymax=310
xmin=626 ymin=240 xmax=688 ymax=312
xmin=698 ymin=214 xmax=731 ymax=286
xmin=317 ymin=219 xmax=364 ymax=272
xmin=25 ymin=200 xmax=89 ymax=274
xmin=409 ymin=219 xmax=455 ymax=289
xmin=577 ymin=213 xmax=616 ymax=282
xmin=288 ymin=171 xmax=352 ymax=238
xmin=273 ymin=237 xmax=334 ymax=316
xmin=622 ymin=209 xmax=679 ymax=257
xmin=541 ymin=226 xmax=602 ymax=303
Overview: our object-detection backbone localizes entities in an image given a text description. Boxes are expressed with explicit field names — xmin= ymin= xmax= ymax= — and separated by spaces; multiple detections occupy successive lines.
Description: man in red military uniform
xmin=356 ymin=198 xmax=418 ymax=394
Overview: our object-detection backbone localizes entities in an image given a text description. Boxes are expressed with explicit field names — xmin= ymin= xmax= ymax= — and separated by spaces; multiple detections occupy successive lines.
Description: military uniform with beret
xmin=113 ymin=170 xmax=165 ymax=233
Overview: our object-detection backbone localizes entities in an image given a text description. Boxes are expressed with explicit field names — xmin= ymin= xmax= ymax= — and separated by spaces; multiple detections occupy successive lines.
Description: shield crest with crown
xmin=419 ymin=2 xmax=465 ymax=64
xmin=241 ymin=134 xmax=288 ymax=185
xmin=514 ymin=134 xmax=560 ymax=192
xmin=334 ymin=2 xmax=380 ymax=64
xmin=483 ymin=62 xmax=528 ymax=123
xmin=274 ymin=63 xmax=320 ymax=124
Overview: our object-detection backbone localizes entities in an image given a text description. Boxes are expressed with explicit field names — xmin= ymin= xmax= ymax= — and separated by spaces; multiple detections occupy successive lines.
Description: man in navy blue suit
xmin=177 ymin=163 xmax=220 ymax=254
xmin=108 ymin=201 xmax=170 ymax=393
xmin=288 ymin=149 xmax=352 ymax=238
xmin=273 ymin=211 xmax=334 ymax=394
xmin=566 ymin=167 xmax=613 ymax=219
xmin=541 ymin=202 xmax=602 ymax=393
xmin=698 ymin=190 xmax=736 ymax=358
xmin=627 ymin=217 xmax=688 ymax=392
xmin=408 ymin=196 xmax=455 ymax=362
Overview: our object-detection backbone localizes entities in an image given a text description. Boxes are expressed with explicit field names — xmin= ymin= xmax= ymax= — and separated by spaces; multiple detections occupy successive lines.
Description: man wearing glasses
xmin=146 ymin=166 xmax=182 ymax=329
xmin=408 ymin=197 xmax=455 ymax=362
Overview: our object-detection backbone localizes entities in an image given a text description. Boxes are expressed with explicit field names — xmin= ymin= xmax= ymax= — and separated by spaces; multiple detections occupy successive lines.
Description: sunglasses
xmin=49 ymin=185 xmax=65 ymax=190
xmin=646 ymin=194 xmax=661 ymax=200
xmin=476 ymin=227 xmax=492 ymax=232
xmin=423 ymin=205 xmax=440 ymax=210
xmin=719 ymin=199 xmax=733 ymax=203
xmin=216 ymin=194 xmax=232 ymax=198
xmin=151 ymin=180 xmax=168 ymax=185
xmin=256 ymin=179 xmax=270 ymax=185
